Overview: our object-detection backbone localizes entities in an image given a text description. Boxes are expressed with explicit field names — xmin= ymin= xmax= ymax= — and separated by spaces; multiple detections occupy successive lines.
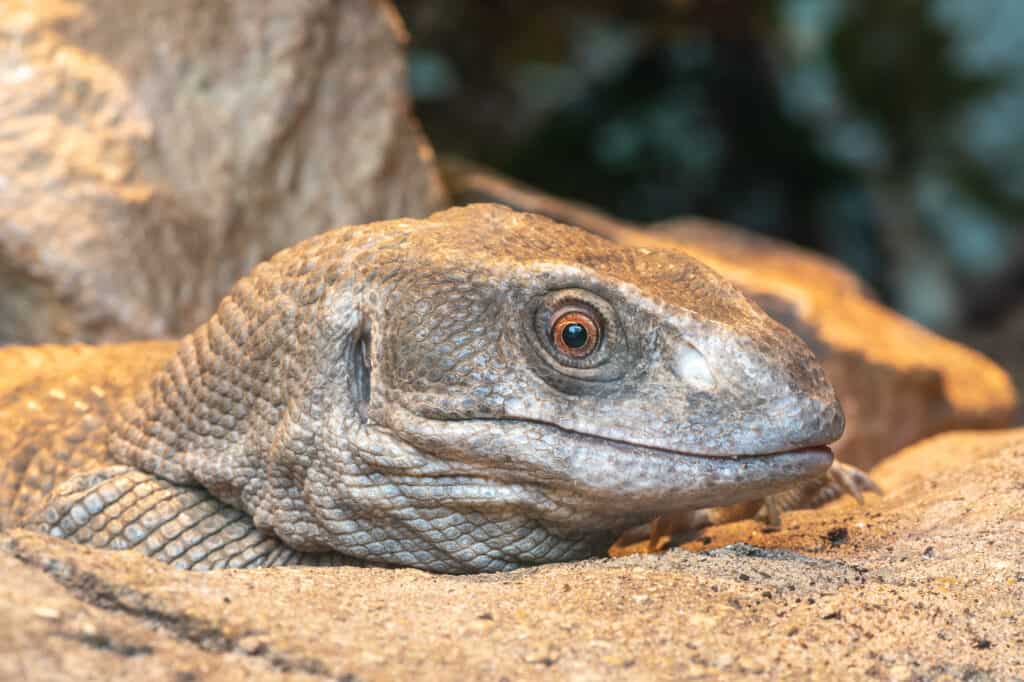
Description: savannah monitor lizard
xmin=0 ymin=204 xmax=871 ymax=573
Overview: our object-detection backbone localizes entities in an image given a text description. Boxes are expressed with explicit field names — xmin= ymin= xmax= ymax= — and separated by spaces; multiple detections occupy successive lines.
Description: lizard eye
xmin=551 ymin=308 xmax=601 ymax=358
xmin=528 ymin=289 xmax=626 ymax=384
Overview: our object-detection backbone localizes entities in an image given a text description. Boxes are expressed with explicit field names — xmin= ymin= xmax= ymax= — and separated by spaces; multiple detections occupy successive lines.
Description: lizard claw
xmin=759 ymin=459 xmax=882 ymax=520
xmin=827 ymin=460 xmax=883 ymax=505
xmin=759 ymin=495 xmax=782 ymax=530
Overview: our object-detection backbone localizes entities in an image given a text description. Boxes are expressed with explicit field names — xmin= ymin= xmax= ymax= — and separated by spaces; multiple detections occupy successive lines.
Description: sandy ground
xmin=2 ymin=429 xmax=1022 ymax=681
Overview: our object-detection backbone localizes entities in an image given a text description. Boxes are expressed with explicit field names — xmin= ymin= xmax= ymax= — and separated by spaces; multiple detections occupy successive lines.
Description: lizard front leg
xmin=27 ymin=466 xmax=340 ymax=569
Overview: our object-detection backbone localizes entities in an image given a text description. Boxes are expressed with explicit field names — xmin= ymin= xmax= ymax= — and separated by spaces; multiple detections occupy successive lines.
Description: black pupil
xmin=562 ymin=323 xmax=588 ymax=349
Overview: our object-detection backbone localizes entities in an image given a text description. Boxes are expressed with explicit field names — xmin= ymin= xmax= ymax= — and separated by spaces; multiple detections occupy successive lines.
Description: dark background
xmin=395 ymin=0 xmax=1024 ymax=337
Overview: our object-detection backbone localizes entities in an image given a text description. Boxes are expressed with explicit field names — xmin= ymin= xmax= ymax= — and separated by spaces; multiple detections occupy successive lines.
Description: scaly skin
xmin=1 ymin=204 xmax=850 ymax=573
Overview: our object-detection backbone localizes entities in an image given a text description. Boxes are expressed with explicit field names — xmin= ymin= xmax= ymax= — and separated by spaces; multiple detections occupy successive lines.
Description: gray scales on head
xmin=0 ymin=204 xmax=866 ymax=573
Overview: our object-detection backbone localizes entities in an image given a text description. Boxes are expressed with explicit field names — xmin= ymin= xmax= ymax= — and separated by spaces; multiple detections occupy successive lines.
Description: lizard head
xmin=159 ymin=204 xmax=843 ymax=573
xmin=339 ymin=204 xmax=840 ymax=571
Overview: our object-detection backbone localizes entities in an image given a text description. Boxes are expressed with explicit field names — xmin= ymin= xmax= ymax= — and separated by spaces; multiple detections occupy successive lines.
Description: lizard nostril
xmin=671 ymin=342 xmax=715 ymax=390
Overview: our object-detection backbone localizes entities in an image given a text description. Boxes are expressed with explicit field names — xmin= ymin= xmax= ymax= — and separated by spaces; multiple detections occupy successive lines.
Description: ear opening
xmin=353 ymin=327 xmax=372 ymax=422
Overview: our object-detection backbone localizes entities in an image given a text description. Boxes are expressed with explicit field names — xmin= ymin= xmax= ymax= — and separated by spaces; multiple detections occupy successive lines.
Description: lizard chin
xmin=352 ymin=409 xmax=834 ymax=571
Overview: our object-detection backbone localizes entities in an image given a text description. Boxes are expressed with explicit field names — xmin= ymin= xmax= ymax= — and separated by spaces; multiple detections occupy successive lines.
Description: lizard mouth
xmin=510 ymin=415 xmax=836 ymax=462
xmin=589 ymin=431 xmax=835 ymax=462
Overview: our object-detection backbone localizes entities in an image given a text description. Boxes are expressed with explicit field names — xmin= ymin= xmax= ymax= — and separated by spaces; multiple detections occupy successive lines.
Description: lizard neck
xmin=108 ymin=236 xmax=375 ymax=551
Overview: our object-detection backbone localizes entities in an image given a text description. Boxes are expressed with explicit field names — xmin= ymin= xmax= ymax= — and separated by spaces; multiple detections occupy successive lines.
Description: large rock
xmin=3 ymin=427 xmax=1022 ymax=680
xmin=444 ymin=160 xmax=1019 ymax=470
xmin=0 ymin=0 xmax=446 ymax=344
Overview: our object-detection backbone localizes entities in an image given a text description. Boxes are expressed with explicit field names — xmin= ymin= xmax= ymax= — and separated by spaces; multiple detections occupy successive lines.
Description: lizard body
xmin=1 ymin=205 xmax=849 ymax=573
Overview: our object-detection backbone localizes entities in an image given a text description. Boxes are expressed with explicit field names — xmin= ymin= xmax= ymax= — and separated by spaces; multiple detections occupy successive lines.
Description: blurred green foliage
xmin=398 ymin=0 xmax=1024 ymax=329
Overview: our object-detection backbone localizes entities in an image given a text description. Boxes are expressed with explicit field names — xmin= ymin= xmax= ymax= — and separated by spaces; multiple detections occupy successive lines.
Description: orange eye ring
xmin=551 ymin=310 xmax=600 ymax=358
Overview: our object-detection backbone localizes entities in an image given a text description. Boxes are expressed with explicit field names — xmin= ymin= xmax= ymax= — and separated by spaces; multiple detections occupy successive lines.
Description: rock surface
xmin=2 ymin=427 xmax=1022 ymax=680
xmin=0 ymin=0 xmax=446 ymax=344
xmin=444 ymin=160 xmax=1019 ymax=470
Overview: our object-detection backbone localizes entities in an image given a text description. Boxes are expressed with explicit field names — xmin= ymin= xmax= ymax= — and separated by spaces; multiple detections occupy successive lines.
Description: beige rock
xmin=444 ymin=160 xmax=1019 ymax=470
xmin=0 ymin=0 xmax=446 ymax=344
xmin=3 ymin=428 xmax=1022 ymax=680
